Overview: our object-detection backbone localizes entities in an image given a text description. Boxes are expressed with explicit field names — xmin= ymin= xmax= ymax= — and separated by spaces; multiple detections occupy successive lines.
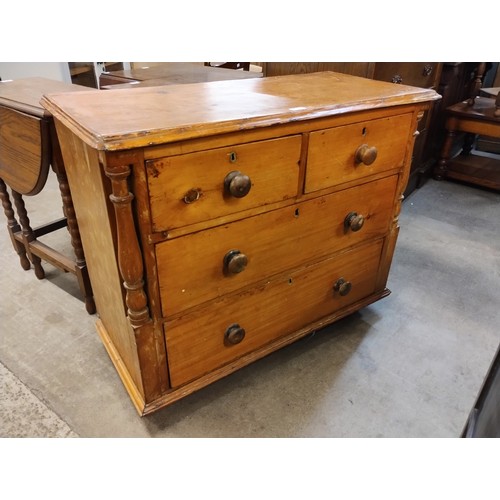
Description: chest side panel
xmin=54 ymin=123 xmax=144 ymax=397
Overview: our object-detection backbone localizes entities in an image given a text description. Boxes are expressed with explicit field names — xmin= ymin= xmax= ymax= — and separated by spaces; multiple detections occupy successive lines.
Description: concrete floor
xmin=1 ymin=173 xmax=499 ymax=438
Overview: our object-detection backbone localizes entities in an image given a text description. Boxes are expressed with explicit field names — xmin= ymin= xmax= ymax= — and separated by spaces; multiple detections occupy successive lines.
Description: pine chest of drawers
xmin=41 ymin=72 xmax=440 ymax=415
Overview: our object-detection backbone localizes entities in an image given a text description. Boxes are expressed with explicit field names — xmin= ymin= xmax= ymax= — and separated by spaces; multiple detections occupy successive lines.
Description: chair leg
xmin=434 ymin=128 xmax=456 ymax=180
xmin=462 ymin=133 xmax=476 ymax=156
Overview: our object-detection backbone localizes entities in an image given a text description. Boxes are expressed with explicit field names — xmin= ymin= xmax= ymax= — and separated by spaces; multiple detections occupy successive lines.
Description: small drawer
xmin=146 ymin=135 xmax=302 ymax=233
xmin=156 ymin=175 xmax=397 ymax=317
xmin=164 ymin=239 xmax=384 ymax=387
xmin=305 ymin=113 xmax=412 ymax=193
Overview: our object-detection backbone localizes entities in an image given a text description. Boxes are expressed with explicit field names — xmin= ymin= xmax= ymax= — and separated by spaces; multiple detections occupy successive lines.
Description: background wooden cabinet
xmin=263 ymin=62 xmax=375 ymax=79
xmin=371 ymin=63 xmax=443 ymax=195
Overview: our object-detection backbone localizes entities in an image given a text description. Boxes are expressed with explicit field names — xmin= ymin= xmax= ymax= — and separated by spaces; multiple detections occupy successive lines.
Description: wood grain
xmin=100 ymin=62 xmax=261 ymax=88
xmin=156 ymin=175 xmax=398 ymax=316
xmin=0 ymin=106 xmax=50 ymax=195
xmin=43 ymin=72 xmax=440 ymax=413
xmin=147 ymin=135 xmax=302 ymax=232
xmin=264 ymin=63 xmax=375 ymax=79
xmin=0 ymin=77 xmax=90 ymax=117
xmin=54 ymin=124 xmax=145 ymax=397
xmin=165 ymin=239 xmax=384 ymax=387
xmin=305 ymin=113 xmax=413 ymax=192
xmin=41 ymin=72 xmax=440 ymax=151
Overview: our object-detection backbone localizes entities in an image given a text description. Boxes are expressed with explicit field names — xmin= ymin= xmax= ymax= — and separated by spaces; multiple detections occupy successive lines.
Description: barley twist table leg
xmin=11 ymin=190 xmax=45 ymax=279
xmin=52 ymin=165 xmax=96 ymax=314
xmin=0 ymin=179 xmax=31 ymax=270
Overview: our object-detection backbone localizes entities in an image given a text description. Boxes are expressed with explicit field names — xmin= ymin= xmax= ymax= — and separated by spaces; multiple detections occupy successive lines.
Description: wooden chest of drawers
xmin=41 ymin=72 xmax=439 ymax=415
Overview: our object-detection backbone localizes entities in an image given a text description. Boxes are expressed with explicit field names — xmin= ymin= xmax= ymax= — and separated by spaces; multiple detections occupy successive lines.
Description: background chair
xmin=204 ymin=62 xmax=250 ymax=71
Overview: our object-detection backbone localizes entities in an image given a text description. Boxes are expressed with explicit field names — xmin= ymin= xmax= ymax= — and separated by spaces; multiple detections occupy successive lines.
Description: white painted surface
xmin=0 ymin=62 xmax=71 ymax=82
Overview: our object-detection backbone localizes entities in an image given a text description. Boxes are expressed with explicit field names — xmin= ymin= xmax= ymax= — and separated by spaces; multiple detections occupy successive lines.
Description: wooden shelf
xmin=446 ymin=151 xmax=500 ymax=190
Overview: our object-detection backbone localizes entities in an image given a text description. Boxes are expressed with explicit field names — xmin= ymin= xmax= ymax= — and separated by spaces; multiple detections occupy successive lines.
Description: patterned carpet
xmin=0 ymin=362 xmax=78 ymax=438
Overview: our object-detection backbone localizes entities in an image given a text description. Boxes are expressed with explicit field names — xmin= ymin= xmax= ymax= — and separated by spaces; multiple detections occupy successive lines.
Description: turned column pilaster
xmin=104 ymin=163 xmax=150 ymax=328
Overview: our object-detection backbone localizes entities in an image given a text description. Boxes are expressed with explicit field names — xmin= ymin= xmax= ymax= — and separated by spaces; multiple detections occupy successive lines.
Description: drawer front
xmin=165 ymin=239 xmax=384 ymax=387
xmin=305 ymin=113 xmax=412 ymax=193
xmin=156 ymin=175 xmax=397 ymax=317
xmin=146 ymin=135 xmax=302 ymax=232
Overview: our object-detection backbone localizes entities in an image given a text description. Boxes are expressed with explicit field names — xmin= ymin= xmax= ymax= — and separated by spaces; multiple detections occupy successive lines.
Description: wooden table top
xmin=480 ymin=87 xmax=500 ymax=98
xmin=42 ymin=71 xmax=441 ymax=151
xmin=447 ymin=98 xmax=500 ymax=121
xmin=0 ymin=77 xmax=91 ymax=117
xmin=101 ymin=74 xmax=260 ymax=90
xmin=100 ymin=62 xmax=261 ymax=87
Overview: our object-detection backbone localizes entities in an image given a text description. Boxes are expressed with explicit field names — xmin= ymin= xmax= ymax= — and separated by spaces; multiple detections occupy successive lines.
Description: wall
xmin=0 ymin=63 xmax=71 ymax=82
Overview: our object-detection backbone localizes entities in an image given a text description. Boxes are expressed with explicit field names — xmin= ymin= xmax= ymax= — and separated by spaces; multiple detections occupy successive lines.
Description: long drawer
xmin=305 ymin=113 xmax=412 ymax=193
xmin=156 ymin=175 xmax=397 ymax=317
xmin=146 ymin=135 xmax=302 ymax=232
xmin=164 ymin=239 xmax=384 ymax=387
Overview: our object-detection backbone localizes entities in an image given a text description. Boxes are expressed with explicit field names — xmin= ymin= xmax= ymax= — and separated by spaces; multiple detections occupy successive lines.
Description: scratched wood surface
xmin=41 ymin=72 xmax=439 ymax=151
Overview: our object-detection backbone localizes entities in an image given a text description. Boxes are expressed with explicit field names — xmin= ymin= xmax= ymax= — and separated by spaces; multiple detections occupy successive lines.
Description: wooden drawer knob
xmin=224 ymin=170 xmax=252 ymax=198
xmin=344 ymin=211 xmax=365 ymax=232
xmin=224 ymin=323 xmax=246 ymax=345
xmin=223 ymin=249 xmax=248 ymax=275
xmin=333 ymin=278 xmax=352 ymax=296
xmin=355 ymin=144 xmax=378 ymax=165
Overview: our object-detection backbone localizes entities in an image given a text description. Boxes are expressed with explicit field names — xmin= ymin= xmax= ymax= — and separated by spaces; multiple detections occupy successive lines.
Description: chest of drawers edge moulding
xmin=40 ymin=72 xmax=440 ymax=415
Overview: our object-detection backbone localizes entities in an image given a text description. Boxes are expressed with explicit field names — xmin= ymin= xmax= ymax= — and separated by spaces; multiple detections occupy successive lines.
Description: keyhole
xmin=229 ymin=151 xmax=237 ymax=163
xmin=294 ymin=208 xmax=300 ymax=217
xmin=362 ymin=127 xmax=367 ymax=136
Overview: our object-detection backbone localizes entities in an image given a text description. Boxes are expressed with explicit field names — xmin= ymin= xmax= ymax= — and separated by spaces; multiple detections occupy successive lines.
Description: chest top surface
xmin=41 ymin=72 xmax=440 ymax=151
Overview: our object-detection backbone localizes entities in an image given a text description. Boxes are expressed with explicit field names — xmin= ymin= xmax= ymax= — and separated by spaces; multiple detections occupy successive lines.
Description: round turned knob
xmin=344 ymin=211 xmax=365 ymax=232
xmin=224 ymin=171 xmax=252 ymax=198
xmin=223 ymin=249 xmax=248 ymax=275
xmin=333 ymin=278 xmax=352 ymax=297
xmin=355 ymin=144 xmax=378 ymax=165
xmin=224 ymin=323 xmax=246 ymax=346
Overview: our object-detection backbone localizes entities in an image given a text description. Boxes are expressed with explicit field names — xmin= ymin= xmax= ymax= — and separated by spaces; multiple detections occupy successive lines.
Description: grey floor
xmin=1 ymin=173 xmax=499 ymax=438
